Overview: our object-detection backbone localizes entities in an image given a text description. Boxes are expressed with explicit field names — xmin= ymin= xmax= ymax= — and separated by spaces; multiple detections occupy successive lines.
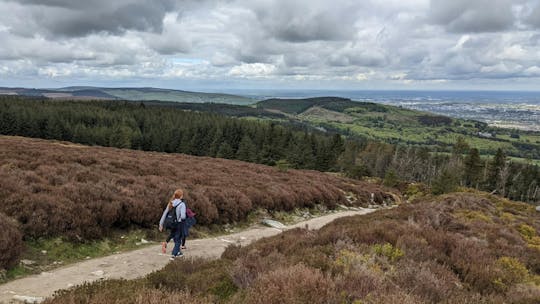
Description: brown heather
xmin=0 ymin=212 xmax=23 ymax=270
xmin=0 ymin=135 xmax=393 ymax=267
xmin=47 ymin=191 xmax=540 ymax=304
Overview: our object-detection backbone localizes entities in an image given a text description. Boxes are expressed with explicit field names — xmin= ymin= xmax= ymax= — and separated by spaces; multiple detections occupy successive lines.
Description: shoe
xmin=161 ymin=242 xmax=167 ymax=254
xmin=181 ymin=246 xmax=186 ymax=250
xmin=169 ymin=252 xmax=183 ymax=260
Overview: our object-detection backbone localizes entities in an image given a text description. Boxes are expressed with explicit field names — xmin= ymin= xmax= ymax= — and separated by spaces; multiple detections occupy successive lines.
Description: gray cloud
xmin=429 ymin=0 xmax=515 ymax=33
xmin=0 ymin=0 xmax=539 ymax=89
xmin=248 ymin=0 xmax=361 ymax=42
xmin=7 ymin=0 xmax=175 ymax=37
xmin=525 ymin=2 xmax=540 ymax=28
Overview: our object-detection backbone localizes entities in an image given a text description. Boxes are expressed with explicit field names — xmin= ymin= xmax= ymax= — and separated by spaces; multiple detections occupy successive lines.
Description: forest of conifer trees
xmin=1 ymin=96 xmax=538 ymax=203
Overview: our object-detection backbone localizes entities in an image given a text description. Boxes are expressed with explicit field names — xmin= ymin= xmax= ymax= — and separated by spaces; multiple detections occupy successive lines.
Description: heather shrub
xmin=392 ymin=260 xmax=461 ymax=303
xmin=45 ymin=279 xmax=145 ymax=304
xmin=505 ymin=284 xmax=540 ymax=304
xmin=46 ymin=192 xmax=540 ymax=303
xmin=133 ymin=290 xmax=213 ymax=304
xmin=244 ymin=264 xmax=339 ymax=304
xmin=0 ymin=212 xmax=24 ymax=269
xmin=333 ymin=267 xmax=385 ymax=301
xmin=147 ymin=258 xmax=237 ymax=301
xmin=230 ymin=250 xmax=288 ymax=289
xmin=0 ymin=136 xmax=394 ymax=240
xmin=361 ymin=290 xmax=426 ymax=304
xmin=450 ymin=238 xmax=499 ymax=293
xmin=396 ymin=233 xmax=447 ymax=264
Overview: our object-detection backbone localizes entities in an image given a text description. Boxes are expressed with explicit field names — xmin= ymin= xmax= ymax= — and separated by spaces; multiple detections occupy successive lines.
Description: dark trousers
xmin=181 ymin=217 xmax=197 ymax=246
xmin=165 ymin=230 xmax=175 ymax=243
xmin=172 ymin=221 xmax=185 ymax=256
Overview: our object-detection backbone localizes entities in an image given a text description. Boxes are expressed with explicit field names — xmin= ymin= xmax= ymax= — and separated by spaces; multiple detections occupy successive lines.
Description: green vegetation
xmin=102 ymin=88 xmax=254 ymax=105
xmin=3 ymin=230 xmax=156 ymax=282
xmin=0 ymin=97 xmax=344 ymax=171
xmin=1 ymin=96 xmax=538 ymax=204
xmin=372 ymin=243 xmax=404 ymax=262
xmin=2 ymin=86 xmax=255 ymax=105
xmin=256 ymin=97 xmax=540 ymax=160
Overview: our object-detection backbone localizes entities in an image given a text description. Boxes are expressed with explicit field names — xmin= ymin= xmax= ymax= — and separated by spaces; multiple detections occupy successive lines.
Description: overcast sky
xmin=1 ymin=0 xmax=540 ymax=91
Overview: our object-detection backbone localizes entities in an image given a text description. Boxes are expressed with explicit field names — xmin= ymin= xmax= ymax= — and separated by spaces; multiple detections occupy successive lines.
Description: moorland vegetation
xmin=46 ymin=192 xmax=540 ymax=303
xmin=0 ymin=135 xmax=393 ymax=270
xmin=1 ymin=96 xmax=538 ymax=203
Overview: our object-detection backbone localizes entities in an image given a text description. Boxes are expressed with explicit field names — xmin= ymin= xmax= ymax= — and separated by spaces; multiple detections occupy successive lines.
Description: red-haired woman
xmin=159 ymin=189 xmax=186 ymax=258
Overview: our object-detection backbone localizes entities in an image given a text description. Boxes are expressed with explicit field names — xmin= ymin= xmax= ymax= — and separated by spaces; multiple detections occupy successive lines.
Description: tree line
xmin=1 ymin=96 xmax=538 ymax=203
xmin=0 ymin=97 xmax=344 ymax=171
xmin=338 ymin=138 xmax=539 ymax=203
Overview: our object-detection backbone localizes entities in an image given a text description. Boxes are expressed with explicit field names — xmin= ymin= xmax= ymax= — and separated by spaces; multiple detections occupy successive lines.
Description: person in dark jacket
xmin=159 ymin=189 xmax=186 ymax=259
xmin=181 ymin=208 xmax=196 ymax=249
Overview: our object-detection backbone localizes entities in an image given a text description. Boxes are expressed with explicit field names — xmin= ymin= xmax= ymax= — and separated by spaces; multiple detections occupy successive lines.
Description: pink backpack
xmin=186 ymin=208 xmax=196 ymax=218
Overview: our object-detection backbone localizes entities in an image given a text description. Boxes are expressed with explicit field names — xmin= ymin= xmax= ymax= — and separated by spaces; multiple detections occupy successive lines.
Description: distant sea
xmin=227 ymin=89 xmax=540 ymax=131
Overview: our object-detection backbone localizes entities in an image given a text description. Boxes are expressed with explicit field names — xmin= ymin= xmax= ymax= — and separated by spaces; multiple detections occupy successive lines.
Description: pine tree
xmin=337 ymin=141 xmax=360 ymax=174
xmin=216 ymin=142 xmax=235 ymax=159
xmin=109 ymin=125 xmax=132 ymax=148
xmin=432 ymin=167 xmax=459 ymax=195
xmin=236 ymin=135 xmax=257 ymax=162
xmin=463 ymin=148 xmax=482 ymax=188
xmin=452 ymin=137 xmax=470 ymax=155
xmin=484 ymin=148 xmax=506 ymax=193
xmin=383 ymin=169 xmax=399 ymax=187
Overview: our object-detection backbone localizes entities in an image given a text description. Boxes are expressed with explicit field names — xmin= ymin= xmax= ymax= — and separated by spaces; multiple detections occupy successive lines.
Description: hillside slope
xmin=0 ymin=136 xmax=394 ymax=268
xmin=0 ymin=209 xmax=375 ymax=303
xmin=256 ymin=97 xmax=540 ymax=160
xmin=0 ymin=87 xmax=254 ymax=105
xmin=47 ymin=192 xmax=540 ymax=304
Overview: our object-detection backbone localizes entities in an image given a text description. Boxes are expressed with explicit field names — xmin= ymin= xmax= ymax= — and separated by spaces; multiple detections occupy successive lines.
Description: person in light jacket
xmin=159 ymin=189 xmax=186 ymax=259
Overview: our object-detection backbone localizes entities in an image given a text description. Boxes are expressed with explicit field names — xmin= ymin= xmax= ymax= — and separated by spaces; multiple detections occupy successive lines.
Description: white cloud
xmin=229 ymin=63 xmax=276 ymax=77
xmin=0 ymin=0 xmax=539 ymax=89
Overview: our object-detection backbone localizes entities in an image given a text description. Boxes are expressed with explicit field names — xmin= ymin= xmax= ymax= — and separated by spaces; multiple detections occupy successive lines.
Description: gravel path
xmin=0 ymin=208 xmax=375 ymax=303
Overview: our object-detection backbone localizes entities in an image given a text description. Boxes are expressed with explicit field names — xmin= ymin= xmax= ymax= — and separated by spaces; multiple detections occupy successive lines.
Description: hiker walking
xmin=181 ymin=207 xmax=197 ymax=249
xmin=159 ymin=189 xmax=186 ymax=259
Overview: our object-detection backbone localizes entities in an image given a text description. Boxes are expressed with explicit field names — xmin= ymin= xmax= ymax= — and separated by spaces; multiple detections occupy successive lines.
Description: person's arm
xmin=178 ymin=202 xmax=186 ymax=221
xmin=159 ymin=207 xmax=168 ymax=228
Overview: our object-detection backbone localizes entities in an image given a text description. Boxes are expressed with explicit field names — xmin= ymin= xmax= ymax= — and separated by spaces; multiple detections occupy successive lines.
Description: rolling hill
xmin=0 ymin=86 xmax=255 ymax=105
xmin=0 ymin=135 xmax=395 ymax=270
xmin=254 ymin=97 xmax=540 ymax=161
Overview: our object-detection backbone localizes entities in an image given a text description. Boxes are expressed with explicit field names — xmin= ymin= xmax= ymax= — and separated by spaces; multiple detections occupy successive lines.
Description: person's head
xmin=173 ymin=189 xmax=184 ymax=199
xmin=168 ymin=189 xmax=184 ymax=209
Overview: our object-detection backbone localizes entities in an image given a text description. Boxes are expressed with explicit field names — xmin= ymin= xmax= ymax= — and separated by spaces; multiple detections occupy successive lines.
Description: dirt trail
xmin=0 ymin=208 xmax=375 ymax=303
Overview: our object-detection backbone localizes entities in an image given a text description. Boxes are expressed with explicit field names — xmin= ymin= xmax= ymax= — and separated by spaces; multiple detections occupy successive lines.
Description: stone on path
xmin=20 ymin=260 xmax=35 ymax=266
xmin=536 ymin=205 xmax=540 ymax=212
xmin=12 ymin=295 xmax=44 ymax=304
xmin=261 ymin=219 xmax=286 ymax=229
xmin=91 ymin=270 xmax=104 ymax=277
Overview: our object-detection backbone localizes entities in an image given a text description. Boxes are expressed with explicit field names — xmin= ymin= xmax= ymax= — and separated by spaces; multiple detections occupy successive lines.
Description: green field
xmin=103 ymin=88 xmax=255 ymax=105
xmin=255 ymin=97 xmax=540 ymax=160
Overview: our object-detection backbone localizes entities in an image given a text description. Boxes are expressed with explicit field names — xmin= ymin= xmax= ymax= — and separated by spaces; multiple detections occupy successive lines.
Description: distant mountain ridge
xmin=0 ymin=86 xmax=255 ymax=105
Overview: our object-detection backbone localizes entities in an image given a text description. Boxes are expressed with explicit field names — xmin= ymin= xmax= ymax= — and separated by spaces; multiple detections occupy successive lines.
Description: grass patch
xmin=2 ymin=229 xmax=156 ymax=283
xmin=270 ymin=204 xmax=333 ymax=225
xmin=455 ymin=210 xmax=493 ymax=223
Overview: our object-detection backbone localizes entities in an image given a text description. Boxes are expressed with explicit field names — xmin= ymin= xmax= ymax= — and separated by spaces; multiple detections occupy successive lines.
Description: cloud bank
xmin=0 ymin=0 xmax=539 ymax=89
